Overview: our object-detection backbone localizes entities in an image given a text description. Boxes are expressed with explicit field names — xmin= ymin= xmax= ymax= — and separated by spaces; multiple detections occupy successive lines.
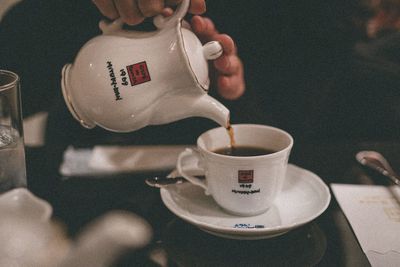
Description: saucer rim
xmin=160 ymin=164 xmax=331 ymax=236
xmin=200 ymin=227 xmax=290 ymax=240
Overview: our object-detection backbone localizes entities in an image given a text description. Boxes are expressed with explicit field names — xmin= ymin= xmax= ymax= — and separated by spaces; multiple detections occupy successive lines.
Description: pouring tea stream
xmin=61 ymin=0 xmax=230 ymax=132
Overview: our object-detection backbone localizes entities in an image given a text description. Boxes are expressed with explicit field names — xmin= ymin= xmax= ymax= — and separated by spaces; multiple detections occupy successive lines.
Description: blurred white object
xmin=60 ymin=145 xmax=195 ymax=177
xmin=89 ymin=145 xmax=195 ymax=173
xmin=0 ymin=0 xmax=22 ymax=21
xmin=0 ymin=188 xmax=153 ymax=267
xmin=0 ymin=188 xmax=67 ymax=267
xmin=0 ymin=187 xmax=52 ymax=221
xmin=59 ymin=146 xmax=98 ymax=177
xmin=23 ymin=112 xmax=48 ymax=147
xmin=60 ymin=211 xmax=153 ymax=267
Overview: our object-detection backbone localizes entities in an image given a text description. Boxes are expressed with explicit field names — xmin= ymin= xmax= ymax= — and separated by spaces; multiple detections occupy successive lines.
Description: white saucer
xmin=160 ymin=164 xmax=331 ymax=240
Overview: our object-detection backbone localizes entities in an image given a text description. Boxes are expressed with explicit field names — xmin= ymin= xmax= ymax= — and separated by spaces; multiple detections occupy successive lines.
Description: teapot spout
xmin=149 ymin=93 xmax=230 ymax=128
xmin=59 ymin=211 xmax=152 ymax=267
xmin=189 ymin=94 xmax=230 ymax=128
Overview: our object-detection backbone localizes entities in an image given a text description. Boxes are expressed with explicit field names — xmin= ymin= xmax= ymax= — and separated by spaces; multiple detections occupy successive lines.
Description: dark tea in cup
xmin=212 ymin=146 xmax=276 ymax=156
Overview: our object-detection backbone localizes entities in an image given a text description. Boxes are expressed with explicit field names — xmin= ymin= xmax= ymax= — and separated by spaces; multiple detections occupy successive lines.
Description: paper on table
xmin=89 ymin=145 xmax=195 ymax=173
xmin=59 ymin=146 xmax=98 ymax=176
xmin=331 ymin=184 xmax=400 ymax=267
xmin=59 ymin=145 xmax=194 ymax=177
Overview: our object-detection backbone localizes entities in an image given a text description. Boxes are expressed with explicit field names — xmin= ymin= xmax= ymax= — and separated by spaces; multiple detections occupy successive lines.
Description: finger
xmin=138 ymin=0 xmax=165 ymax=17
xmin=92 ymin=0 xmax=119 ymax=19
xmin=191 ymin=15 xmax=206 ymax=35
xmin=218 ymin=74 xmax=245 ymax=100
xmin=165 ymin=0 xmax=182 ymax=6
xmin=212 ymin=34 xmax=236 ymax=55
xmin=188 ymin=0 xmax=206 ymax=14
xmin=191 ymin=16 xmax=218 ymax=41
xmin=218 ymin=59 xmax=245 ymax=100
xmin=214 ymin=55 xmax=242 ymax=75
xmin=114 ymin=0 xmax=145 ymax=25
xmin=161 ymin=7 xmax=174 ymax=16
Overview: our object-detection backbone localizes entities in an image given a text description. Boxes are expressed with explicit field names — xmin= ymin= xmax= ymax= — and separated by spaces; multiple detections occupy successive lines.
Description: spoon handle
xmin=145 ymin=176 xmax=186 ymax=188
xmin=362 ymin=159 xmax=400 ymax=185
xmin=145 ymin=175 xmax=205 ymax=188
xmin=356 ymin=152 xmax=400 ymax=186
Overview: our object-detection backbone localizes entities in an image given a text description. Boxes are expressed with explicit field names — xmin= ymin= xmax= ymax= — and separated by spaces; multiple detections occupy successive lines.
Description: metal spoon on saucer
xmin=145 ymin=175 xmax=205 ymax=188
xmin=356 ymin=150 xmax=400 ymax=186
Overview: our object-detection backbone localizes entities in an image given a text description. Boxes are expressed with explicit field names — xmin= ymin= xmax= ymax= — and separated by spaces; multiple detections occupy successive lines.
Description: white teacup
xmin=177 ymin=124 xmax=293 ymax=216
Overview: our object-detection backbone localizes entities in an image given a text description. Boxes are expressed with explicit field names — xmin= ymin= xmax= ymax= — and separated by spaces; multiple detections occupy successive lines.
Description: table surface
xmin=25 ymin=140 xmax=400 ymax=267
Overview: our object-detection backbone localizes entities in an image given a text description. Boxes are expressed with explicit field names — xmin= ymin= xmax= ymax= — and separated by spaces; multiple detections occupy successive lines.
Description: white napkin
xmin=59 ymin=146 xmax=97 ymax=176
xmin=89 ymin=145 xmax=194 ymax=172
xmin=331 ymin=184 xmax=400 ymax=267
xmin=60 ymin=145 xmax=194 ymax=177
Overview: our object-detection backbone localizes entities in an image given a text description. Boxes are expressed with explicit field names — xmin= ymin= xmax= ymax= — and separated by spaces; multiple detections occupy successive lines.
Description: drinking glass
xmin=0 ymin=70 xmax=27 ymax=193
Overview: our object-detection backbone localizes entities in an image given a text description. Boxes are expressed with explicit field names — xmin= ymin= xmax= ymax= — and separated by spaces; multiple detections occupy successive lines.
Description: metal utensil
xmin=356 ymin=151 xmax=400 ymax=185
xmin=145 ymin=175 xmax=205 ymax=188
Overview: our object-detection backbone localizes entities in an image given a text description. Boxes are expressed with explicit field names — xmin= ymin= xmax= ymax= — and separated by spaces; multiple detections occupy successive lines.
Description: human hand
xmin=191 ymin=16 xmax=245 ymax=100
xmin=92 ymin=0 xmax=206 ymax=25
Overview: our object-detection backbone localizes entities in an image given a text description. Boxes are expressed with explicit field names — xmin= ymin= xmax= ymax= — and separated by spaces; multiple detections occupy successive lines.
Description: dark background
xmin=1 ymin=3 xmax=399 ymax=265
xmin=0 ymin=0 xmax=399 ymax=147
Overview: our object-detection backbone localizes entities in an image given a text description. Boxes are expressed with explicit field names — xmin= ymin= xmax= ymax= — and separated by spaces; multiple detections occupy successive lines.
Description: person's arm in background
xmin=92 ymin=0 xmax=245 ymax=100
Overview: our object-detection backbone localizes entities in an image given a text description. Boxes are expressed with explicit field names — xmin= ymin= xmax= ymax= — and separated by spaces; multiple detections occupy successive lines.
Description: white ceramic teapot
xmin=61 ymin=0 xmax=229 ymax=132
xmin=0 ymin=188 xmax=152 ymax=267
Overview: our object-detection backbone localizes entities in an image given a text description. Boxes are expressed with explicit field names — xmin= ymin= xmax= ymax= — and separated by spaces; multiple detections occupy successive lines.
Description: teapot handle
xmin=153 ymin=0 xmax=190 ymax=29
xmin=99 ymin=0 xmax=189 ymax=35
xmin=177 ymin=148 xmax=210 ymax=194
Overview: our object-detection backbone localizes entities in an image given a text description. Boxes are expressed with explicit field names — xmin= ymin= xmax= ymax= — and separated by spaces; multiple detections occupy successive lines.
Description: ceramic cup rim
xmin=197 ymin=124 xmax=294 ymax=161
xmin=0 ymin=70 xmax=19 ymax=91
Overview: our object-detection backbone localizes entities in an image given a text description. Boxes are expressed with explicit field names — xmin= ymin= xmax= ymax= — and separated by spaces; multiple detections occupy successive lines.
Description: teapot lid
xmin=181 ymin=27 xmax=223 ymax=90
